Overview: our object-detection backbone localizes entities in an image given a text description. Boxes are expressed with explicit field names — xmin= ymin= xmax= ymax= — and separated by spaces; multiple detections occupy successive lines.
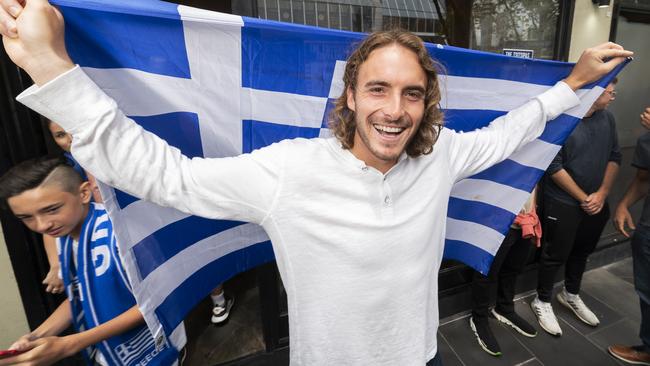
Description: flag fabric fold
xmin=50 ymin=0 xmax=627 ymax=346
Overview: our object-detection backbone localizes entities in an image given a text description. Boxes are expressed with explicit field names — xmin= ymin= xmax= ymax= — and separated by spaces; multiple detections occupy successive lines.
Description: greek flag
xmin=52 ymin=0 xmax=626 ymax=345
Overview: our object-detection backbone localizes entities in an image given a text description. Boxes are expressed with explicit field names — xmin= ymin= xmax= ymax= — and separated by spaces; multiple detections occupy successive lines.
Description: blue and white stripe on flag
xmin=51 ymin=0 xmax=627 ymax=345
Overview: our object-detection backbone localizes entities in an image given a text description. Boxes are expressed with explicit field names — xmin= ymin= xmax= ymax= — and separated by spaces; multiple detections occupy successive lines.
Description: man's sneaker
xmin=491 ymin=308 xmax=537 ymax=337
xmin=530 ymin=296 xmax=562 ymax=336
xmin=211 ymin=294 xmax=235 ymax=324
xmin=469 ymin=316 xmax=502 ymax=356
xmin=557 ymin=289 xmax=600 ymax=326
xmin=608 ymin=345 xmax=650 ymax=365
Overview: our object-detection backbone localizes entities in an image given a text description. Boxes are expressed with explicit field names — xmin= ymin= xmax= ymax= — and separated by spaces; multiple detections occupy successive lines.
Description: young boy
xmin=0 ymin=156 xmax=180 ymax=366
xmin=46 ymin=119 xmax=233 ymax=325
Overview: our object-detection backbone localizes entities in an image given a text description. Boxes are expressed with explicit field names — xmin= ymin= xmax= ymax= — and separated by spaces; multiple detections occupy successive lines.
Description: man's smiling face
xmin=347 ymin=43 xmax=427 ymax=173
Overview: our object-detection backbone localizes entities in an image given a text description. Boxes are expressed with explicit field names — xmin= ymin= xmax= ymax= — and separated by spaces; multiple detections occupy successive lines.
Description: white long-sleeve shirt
xmin=18 ymin=66 xmax=579 ymax=365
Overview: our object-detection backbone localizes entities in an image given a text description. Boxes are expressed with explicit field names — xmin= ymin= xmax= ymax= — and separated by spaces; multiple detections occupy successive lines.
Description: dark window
xmin=351 ymin=5 xmax=362 ymax=32
xmin=408 ymin=17 xmax=417 ymax=32
xmin=304 ymin=1 xmax=317 ymax=26
xmin=400 ymin=15 xmax=409 ymax=30
xmin=292 ymin=0 xmax=305 ymax=24
xmin=361 ymin=5 xmax=373 ymax=32
xmin=316 ymin=2 xmax=328 ymax=27
xmin=329 ymin=3 xmax=341 ymax=30
xmin=425 ymin=17 xmax=433 ymax=33
xmin=266 ymin=0 xmax=279 ymax=21
xmin=279 ymin=0 xmax=292 ymax=22
xmin=416 ymin=17 xmax=426 ymax=33
xmin=257 ymin=0 xmax=266 ymax=19
xmin=470 ymin=0 xmax=560 ymax=60
xmin=242 ymin=0 xmax=445 ymax=37
xmin=340 ymin=4 xmax=352 ymax=31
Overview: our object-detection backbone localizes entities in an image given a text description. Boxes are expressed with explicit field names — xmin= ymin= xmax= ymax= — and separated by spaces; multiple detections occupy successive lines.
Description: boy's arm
xmin=30 ymin=300 xmax=73 ymax=339
xmin=7 ymin=299 xmax=71 ymax=352
xmin=42 ymin=235 xmax=64 ymax=294
xmin=64 ymin=305 xmax=144 ymax=354
xmin=2 ymin=305 xmax=144 ymax=366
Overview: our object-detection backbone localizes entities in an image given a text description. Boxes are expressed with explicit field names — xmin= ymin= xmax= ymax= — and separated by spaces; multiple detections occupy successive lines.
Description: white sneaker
xmin=557 ymin=289 xmax=600 ymax=326
xmin=211 ymin=294 xmax=235 ymax=324
xmin=530 ymin=296 xmax=563 ymax=336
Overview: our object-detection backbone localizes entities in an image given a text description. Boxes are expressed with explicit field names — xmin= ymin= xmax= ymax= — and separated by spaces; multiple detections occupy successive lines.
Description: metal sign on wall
xmin=503 ymin=48 xmax=534 ymax=58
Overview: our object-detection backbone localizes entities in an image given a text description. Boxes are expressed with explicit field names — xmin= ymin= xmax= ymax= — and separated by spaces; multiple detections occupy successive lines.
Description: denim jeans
xmin=632 ymin=225 xmax=650 ymax=352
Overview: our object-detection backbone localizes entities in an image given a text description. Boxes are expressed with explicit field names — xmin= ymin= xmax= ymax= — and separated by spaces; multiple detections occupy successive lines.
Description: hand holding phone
xmin=0 ymin=349 xmax=26 ymax=360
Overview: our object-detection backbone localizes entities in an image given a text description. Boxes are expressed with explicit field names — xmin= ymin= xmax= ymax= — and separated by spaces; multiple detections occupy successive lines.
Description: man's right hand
xmin=613 ymin=204 xmax=636 ymax=238
xmin=563 ymin=42 xmax=633 ymax=91
xmin=1 ymin=0 xmax=74 ymax=85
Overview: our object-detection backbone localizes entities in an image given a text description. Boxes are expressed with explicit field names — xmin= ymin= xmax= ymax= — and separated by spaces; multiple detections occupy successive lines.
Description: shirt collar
xmin=326 ymin=137 xmax=410 ymax=174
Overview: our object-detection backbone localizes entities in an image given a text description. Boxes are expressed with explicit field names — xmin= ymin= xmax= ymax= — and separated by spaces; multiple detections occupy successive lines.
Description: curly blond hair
xmin=329 ymin=30 xmax=444 ymax=157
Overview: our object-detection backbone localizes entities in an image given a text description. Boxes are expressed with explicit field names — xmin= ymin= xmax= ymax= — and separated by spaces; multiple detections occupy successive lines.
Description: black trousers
xmin=426 ymin=352 xmax=443 ymax=366
xmin=471 ymin=228 xmax=535 ymax=318
xmin=536 ymin=197 xmax=610 ymax=302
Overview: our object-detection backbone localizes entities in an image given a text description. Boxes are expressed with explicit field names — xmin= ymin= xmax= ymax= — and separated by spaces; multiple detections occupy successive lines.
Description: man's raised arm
xmin=446 ymin=42 xmax=632 ymax=181
xmin=1 ymin=0 xmax=282 ymax=223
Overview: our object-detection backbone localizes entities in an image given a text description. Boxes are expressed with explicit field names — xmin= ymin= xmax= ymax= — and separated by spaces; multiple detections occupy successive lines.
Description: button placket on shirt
xmin=381 ymin=175 xmax=394 ymax=217
xmin=359 ymin=165 xmax=395 ymax=216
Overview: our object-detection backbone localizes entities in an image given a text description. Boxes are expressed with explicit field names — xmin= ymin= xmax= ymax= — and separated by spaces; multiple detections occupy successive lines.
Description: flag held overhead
xmin=44 ymin=0 xmax=630 ymax=350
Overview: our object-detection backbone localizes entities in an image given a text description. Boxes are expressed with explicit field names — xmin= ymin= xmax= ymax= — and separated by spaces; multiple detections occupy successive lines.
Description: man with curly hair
xmin=0 ymin=1 xmax=631 ymax=364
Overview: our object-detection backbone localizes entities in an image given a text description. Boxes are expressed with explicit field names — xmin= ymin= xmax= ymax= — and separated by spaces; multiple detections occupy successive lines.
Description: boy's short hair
xmin=0 ymin=155 xmax=83 ymax=211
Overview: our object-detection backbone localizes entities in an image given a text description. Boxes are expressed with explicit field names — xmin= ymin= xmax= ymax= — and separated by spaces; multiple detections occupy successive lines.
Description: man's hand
xmin=0 ymin=0 xmax=74 ymax=85
xmin=42 ymin=266 xmax=63 ymax=294
xmin=613 ymin=204 xmax=636 ymax=237
xmin=641 ymin=107 xmax=650 ymax=130
xmin=0 ymin=336 xmax=78 ymax=366
xmin=564 ymin=42 xmax=633 ymax=91
xmin=581 ymin=191 xmax=606 ymax=215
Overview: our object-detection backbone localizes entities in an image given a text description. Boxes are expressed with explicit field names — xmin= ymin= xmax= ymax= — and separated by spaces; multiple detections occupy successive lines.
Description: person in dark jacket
xmin=608 ymin=105 xmax=650 ymax=365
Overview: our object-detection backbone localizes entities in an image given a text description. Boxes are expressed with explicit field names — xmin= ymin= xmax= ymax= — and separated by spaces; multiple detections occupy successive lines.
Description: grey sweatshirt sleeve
xmin=445 ymin=81 xmax=580 ymax=181
xmin=17 ymin=66 xmax=283 ymax=225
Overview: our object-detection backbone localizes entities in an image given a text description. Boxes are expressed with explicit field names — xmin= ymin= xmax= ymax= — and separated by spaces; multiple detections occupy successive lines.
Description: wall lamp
xmin=592 ymin=0 xmax=610 ymax=8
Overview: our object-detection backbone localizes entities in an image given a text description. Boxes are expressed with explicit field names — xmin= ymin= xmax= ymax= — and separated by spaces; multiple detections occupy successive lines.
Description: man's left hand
xmin=581 ymin=191 xmax=606 ymax=215
xmin=564 ymin=43 xmax=633 ymax=91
